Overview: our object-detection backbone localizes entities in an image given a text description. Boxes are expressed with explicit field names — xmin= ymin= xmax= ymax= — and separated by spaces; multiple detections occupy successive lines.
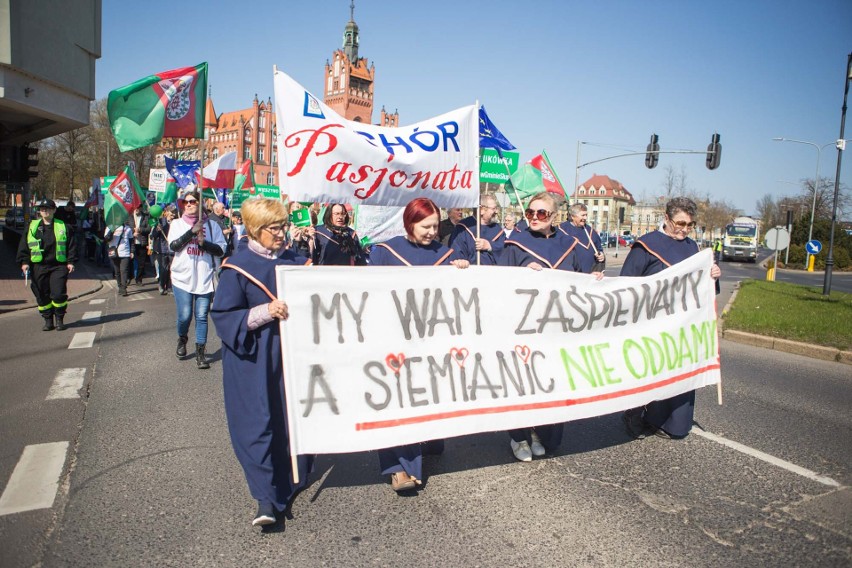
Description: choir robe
xmin=447 ymin=216 xmax=506 ymax=265
xmin=499 ymin=227 xmax=582 ymax=451
xmin=367 ymin=235 xmax=461 ymax=481
xmin=312 ymin=224 xmax=367 ymax=266
xmin=558 ymin=221 xmax=604 ymax=273
xmin=619 ymin=230 xmax=702 ymax=437
xmin=210 ymin=244 xmax=314 ymax=511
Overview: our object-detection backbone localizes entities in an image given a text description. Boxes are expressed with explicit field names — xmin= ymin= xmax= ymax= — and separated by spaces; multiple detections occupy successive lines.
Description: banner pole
xmin=475 ymin=101 xmax=481 ymax=266
xmin=277 ymin=272 xmax=301 ymax=485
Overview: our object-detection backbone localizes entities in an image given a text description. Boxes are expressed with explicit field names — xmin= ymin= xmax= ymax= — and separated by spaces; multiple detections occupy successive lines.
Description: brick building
xmin=155 ymin=1 xmax=397 ymax=187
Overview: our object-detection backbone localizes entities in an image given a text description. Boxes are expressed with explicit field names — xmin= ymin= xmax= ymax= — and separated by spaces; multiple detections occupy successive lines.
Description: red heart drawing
xmin=385 ymin=353 xmax=405 ymax=374
xmin=449 ymin=347 xmax=469 ymax=368
xmin=514 ymin=345 xmax=531 ymax=364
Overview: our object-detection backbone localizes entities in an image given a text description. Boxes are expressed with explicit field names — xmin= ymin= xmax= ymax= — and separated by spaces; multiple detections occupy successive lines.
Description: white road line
xmin=693 ymin=428 xmax=841 ymax=488
xmin=46 ymin=368 xmax=86 ymax=400
xmin=89 ymin=298 xmax=106 ymax=305
xmin=68 ymin=332 xmax=96 ymax=349
xmin=0 ymin=442 xmax=69 ymax=515
xmin=80 ymin=310 xmax=102 ymax=322
xmin=128 ymin=292 xmax=153 ymax=301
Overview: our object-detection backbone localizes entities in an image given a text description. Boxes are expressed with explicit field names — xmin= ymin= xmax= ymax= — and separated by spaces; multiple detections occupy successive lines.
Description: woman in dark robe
xmin=312 ymin=203 xmax=366 ymax=266
xmin=620 ymin=196 xmax=722 ymax=440
xmin=500 ymin=192 xmax=603 ymax=462
xmin=211 ymin=197 xmax=314 ymax=528
xmin=368 ymin=197 xmax=470 ymax=493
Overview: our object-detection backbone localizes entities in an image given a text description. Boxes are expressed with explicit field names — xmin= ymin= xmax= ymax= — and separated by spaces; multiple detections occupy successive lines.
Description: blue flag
xmin=479 ymin=106 xmax=516 ymax=153
xmin=165 ymin=156 xmax=201 ymax=193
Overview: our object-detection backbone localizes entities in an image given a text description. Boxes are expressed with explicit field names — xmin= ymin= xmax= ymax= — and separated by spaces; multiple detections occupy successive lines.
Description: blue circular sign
xmin=806 ymin=239 xmax=823 ymax=254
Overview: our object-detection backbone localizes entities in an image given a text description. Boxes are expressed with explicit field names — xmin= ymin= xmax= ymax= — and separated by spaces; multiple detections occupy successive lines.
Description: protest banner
xmin=277 ymin=249 xmax=720 ymax=457
xmin=352 ymin=204 xmax=406 ymax=245
xmin=273 ymin=69 xmax=479 ymax=209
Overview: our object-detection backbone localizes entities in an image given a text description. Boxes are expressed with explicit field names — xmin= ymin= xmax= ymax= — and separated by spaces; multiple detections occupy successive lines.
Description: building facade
xmin=573 ymin=174 xmax=637 ymax=234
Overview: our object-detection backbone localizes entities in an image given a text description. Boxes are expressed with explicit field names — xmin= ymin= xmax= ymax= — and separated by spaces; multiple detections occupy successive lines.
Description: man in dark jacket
xmin=131 ymin=204 xmax=151 ymax=284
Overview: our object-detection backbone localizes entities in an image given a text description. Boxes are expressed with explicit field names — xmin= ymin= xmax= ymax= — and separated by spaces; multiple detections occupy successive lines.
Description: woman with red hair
xmin=368 ymin=197 xmax=469 ymax=493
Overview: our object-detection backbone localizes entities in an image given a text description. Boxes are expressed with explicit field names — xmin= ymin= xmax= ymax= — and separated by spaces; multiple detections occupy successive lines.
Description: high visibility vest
xmin=27 ymin=219 xmax=67 ymax=263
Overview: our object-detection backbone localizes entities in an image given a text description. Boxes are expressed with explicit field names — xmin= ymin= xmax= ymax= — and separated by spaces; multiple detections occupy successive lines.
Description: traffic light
xmin=706 ymin=133 xmax=721 ymax=170
xmin=645 ymin=134 xmax=660 ymax=169
xmin=23 ymin=146 xmax=38 ymax=178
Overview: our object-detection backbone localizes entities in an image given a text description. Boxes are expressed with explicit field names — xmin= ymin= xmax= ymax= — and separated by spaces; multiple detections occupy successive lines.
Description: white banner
xmin=273 ymin=69 xmax=480 ymax=209
xmin=148 ymin=169 xmax=168 ymax=192
xmin=278 ymin=249 xmax=720 ymax=455
xmin=353 ymin=204 xmax=406 ymax=245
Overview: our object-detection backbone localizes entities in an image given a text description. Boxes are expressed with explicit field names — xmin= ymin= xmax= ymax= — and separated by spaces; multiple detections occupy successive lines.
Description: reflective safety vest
xmin=27 ymin=219 xmax=67 ymax=263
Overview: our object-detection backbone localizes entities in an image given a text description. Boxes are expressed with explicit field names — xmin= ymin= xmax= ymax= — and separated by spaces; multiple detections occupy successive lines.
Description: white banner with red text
xmin=277 ymin=249 xmax=720 ymax=455
xmin=273 ymin=69 xmax=479 ymax=209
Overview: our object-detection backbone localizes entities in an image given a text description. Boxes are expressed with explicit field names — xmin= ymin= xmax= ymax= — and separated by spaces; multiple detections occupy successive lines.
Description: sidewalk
xmin=0 ymin=229 xmax=110 ymax=314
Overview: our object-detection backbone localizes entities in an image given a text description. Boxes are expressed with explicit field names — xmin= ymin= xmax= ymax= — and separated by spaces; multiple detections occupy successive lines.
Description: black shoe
xmin=196 ymin=343 xmax=210 ymax=369
xmin=176 ymin=336 xmax=188 ymax=358
xmin=252 ymin=502 xmax=276 ymax=527
xmin=135 ymin=278 xmax=142 ymax=285
xmin=55 ymin=315 xmax=66 ymax=331
xmin=119 ymin=287 xmax=128 ymax=296
xmin=622 ymin=408 xmax=652 ymax=440
xmin=42 ymin=315 xmax=55 ymax=331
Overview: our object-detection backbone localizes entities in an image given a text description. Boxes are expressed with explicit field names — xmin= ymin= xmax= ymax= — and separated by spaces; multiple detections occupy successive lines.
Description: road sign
xmin=764 ymin=227 xmax=790 ymax=251
xmin=806 ymin=239 xmax=823 ymax=254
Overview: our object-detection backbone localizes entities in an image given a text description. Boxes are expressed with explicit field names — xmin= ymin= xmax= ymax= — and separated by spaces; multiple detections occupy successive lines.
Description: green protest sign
xmin=290 ymin=208 xmax=312 ymax=227
xmin=480 ymin=149 xmax=519 ymax=183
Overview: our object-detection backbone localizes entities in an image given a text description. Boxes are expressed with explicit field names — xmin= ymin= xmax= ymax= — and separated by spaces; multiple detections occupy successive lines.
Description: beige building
xmin=572 ymin=174 xmax=636 ymax=234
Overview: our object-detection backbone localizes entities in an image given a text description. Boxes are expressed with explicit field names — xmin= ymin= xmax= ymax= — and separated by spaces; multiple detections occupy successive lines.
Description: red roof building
xmin=572 ymin=174 xmax=637 ymax=234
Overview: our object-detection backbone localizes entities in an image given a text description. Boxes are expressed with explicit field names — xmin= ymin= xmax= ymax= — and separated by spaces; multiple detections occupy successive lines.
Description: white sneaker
xmin=530 ymin=432 xmax=546 ymax=457
xmin=510 ymin=440 xmax=532 ymax=462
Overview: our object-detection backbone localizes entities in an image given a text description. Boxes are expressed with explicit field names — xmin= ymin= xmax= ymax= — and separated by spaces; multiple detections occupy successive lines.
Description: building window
xmin=244 ymin=146 xmax=250 ymax=160
xmin=244 ymin=127 xmax=251 ymax=143
xmin=593 ymin=200 xmax=599 ymax=206
xmin=267 ymin=171 xmax=275 ymax=185
xmin=258 ymin=147 xmax=265 ymax=163
xmin=212 ymin=148 xmax=219 ymax=160
xmin=579 ymin=188 xmax=585 ymax=195
xmin=259 ymin=114 xmax=266 ymax=129
xmin=272 ymin=150 xmax=277 ymax=165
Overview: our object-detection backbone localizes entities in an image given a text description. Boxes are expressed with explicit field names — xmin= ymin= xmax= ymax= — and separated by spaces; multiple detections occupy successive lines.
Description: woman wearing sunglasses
xmin=500 ymin=192 xmax=602 ymax=462
xmin=211 ymin=198 xmax=314 ymax=528
xmin=168 ymin=189 xmax=228 ymax=369
xmin=620 ymin=197 xmax=721 ymax=440
xmin=368 ymin=197 xmax=469 ymax=493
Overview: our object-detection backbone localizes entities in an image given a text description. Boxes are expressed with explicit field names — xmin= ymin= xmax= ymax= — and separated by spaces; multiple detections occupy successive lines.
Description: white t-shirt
xmin=167 ymin=217 xmax=227 ymax=294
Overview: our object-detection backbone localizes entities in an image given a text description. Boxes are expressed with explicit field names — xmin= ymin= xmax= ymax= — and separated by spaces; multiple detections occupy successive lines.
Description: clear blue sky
xmin=97 ymin=0 xmax=852 ymax=216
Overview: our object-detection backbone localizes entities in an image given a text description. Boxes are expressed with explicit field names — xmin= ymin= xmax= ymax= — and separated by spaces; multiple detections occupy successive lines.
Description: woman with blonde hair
xmin=211 ymin=197 xmax=313 ymax=529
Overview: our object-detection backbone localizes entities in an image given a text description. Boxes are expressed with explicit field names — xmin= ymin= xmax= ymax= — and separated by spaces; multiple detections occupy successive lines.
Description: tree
xmin=755 ymin=193 xmax=777 ymax=230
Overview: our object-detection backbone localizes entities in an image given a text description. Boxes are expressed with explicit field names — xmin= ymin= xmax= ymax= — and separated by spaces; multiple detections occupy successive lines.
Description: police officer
xmin=16 ymin=199 xmax=78 ymax=330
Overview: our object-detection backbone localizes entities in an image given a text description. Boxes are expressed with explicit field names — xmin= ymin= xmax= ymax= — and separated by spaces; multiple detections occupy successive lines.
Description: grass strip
xmin=724 ymin=279 xmax=852 ymax=350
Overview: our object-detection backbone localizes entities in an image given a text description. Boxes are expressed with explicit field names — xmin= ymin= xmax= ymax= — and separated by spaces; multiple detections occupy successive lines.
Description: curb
xmin=0 ymin=280 xmax=105 ymax=315
xmin=721 ymin=329 xmax=852 ymax=365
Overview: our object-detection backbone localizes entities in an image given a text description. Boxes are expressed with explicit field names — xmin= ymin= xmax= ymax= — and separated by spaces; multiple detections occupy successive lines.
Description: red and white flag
xmin=201 ymin=151 xmax=237 ymax=188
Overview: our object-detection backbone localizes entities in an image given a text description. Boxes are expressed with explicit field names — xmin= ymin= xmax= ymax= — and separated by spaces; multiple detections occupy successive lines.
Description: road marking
xmin=128 ymin=292 xmax=153 ymax=301
xmin=0 ymin=442 xmax=69 ymax=515
xmin=46 ymin=368 xmax=86 ymax=400
xmin=693 ymin=428 xmax=841 ymax=488
xmin=68 ymin=332 xmax=96 ymax=349
xmin=89 ymin=298 xmax=106 ymax=305
xmin=81 ymin=311 xmax=102 ymax=322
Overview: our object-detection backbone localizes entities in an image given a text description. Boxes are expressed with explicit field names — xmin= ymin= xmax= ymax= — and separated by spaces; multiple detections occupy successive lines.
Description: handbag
xmin=108 ymin=246 xmax=118 ymax=258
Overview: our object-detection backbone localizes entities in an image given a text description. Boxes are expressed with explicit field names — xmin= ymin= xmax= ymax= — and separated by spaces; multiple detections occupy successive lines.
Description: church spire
xmin=342 ymin=0 xmax=359 ymax=62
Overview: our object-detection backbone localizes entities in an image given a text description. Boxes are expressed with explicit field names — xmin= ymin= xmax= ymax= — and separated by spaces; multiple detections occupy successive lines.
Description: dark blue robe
xmin=312 ymin=224 xmax=366 ymax=266
xmin=368 ymin=235 xmax=460 ymax=481
xmin=447 ymin=216 xmax=506 ymax=265
xmin=620 ymin=230 xmax=701 ymax=437
xmin=501 ymin=227 xmax=582 ymax=272
xmin=499 ymin=227 xmax=583 ymax=451
xmin=210 ymin=245 xmax=314 ymax=511
xmin=558 ymin=221 xmax=604 ymax=273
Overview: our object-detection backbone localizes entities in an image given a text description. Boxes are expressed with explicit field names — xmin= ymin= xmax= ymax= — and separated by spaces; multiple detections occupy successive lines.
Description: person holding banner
xmin=369 ymin=197 xmax=469 ymax=492
xmin=448 ymin=194 xmax=506 ymax=265
xmin=168 ymin=190 xmax=227 ymax=369
xmin=558 ymin=203 xmax=605 ymax=273
xmin=211 ymin=197 xmax=314 ymax=528
xmin=499 ymin=192 xmax=602 ymax=461
xmin=620 ymin=197 xmax=722 ymax=440
xmin=313 ymin=203 xmax=366 ymax=266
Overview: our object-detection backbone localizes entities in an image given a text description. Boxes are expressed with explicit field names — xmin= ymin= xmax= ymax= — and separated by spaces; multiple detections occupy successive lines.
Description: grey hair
xmin=568 ymin=202 xmax=588 ymax=216
xmin=665 ymin=197 xmax=697 ymax=219
xmin=480 ymin=193 xmax=498 ymax=207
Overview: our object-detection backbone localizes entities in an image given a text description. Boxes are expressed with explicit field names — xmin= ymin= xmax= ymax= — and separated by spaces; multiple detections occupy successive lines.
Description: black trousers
xmin=154 ymin=253 xmax=172 ymax=290
xmin=31 ymin=263 xmax=69 ymax=317
xmin=133 ymin=244 xmax=148 ymax=281
xmin=112 ymin=256 xmax=131 ymax=293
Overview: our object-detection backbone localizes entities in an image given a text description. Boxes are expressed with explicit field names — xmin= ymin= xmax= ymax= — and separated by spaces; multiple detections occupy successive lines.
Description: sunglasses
xmin=524 ymin=208 xmax=554 ymax=221
xmin=670 ymin=219 xmax=696 ymax=229
xmin=183 ymin=199 xmax=198 ymax=205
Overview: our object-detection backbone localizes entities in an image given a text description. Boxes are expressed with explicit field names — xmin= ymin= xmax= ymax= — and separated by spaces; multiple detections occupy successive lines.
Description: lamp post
xmin=823 ymin=52 xmax=852 ymax=296
xmin=772 ymin=138 xmax=835 ymax=269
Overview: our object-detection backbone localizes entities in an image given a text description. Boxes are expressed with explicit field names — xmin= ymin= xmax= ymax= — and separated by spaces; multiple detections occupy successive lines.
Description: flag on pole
xmin=234 ymin=159 xmax=255 ymax=192
xmin=530 ymin=151 xmax=567 ymax=197
xmin=107 ymin=62 xmax=208 ymax=152
xmin=104 ymin=166 xmax=145 ymax=227
xmin=478 ymin=106 xmax=516 ymax=154
xmin=507 ymin=150 xmax=567 ymax=203
xmin=164 ymin=156 xmax=201 ymax=200
xmin=201 ymin=151 xmax=237 ymax=188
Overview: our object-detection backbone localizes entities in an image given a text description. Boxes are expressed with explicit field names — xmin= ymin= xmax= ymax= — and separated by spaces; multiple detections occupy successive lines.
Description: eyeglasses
xmin=183 ymin=199 xmax=198 ymax=205
xmin=263 ymin=223 xmax=290 ymax=235
xmin=670 ymin=219 xmax=696 ymax=229
xmin=524 ymin=208 xmax=554 ymax=221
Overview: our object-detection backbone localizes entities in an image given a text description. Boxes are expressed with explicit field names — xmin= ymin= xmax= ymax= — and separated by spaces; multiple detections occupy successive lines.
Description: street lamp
xmin=823 ymin=52 xmax=852 ymax=296
xmin=772 ymin=138 xmax=835 ymax=269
